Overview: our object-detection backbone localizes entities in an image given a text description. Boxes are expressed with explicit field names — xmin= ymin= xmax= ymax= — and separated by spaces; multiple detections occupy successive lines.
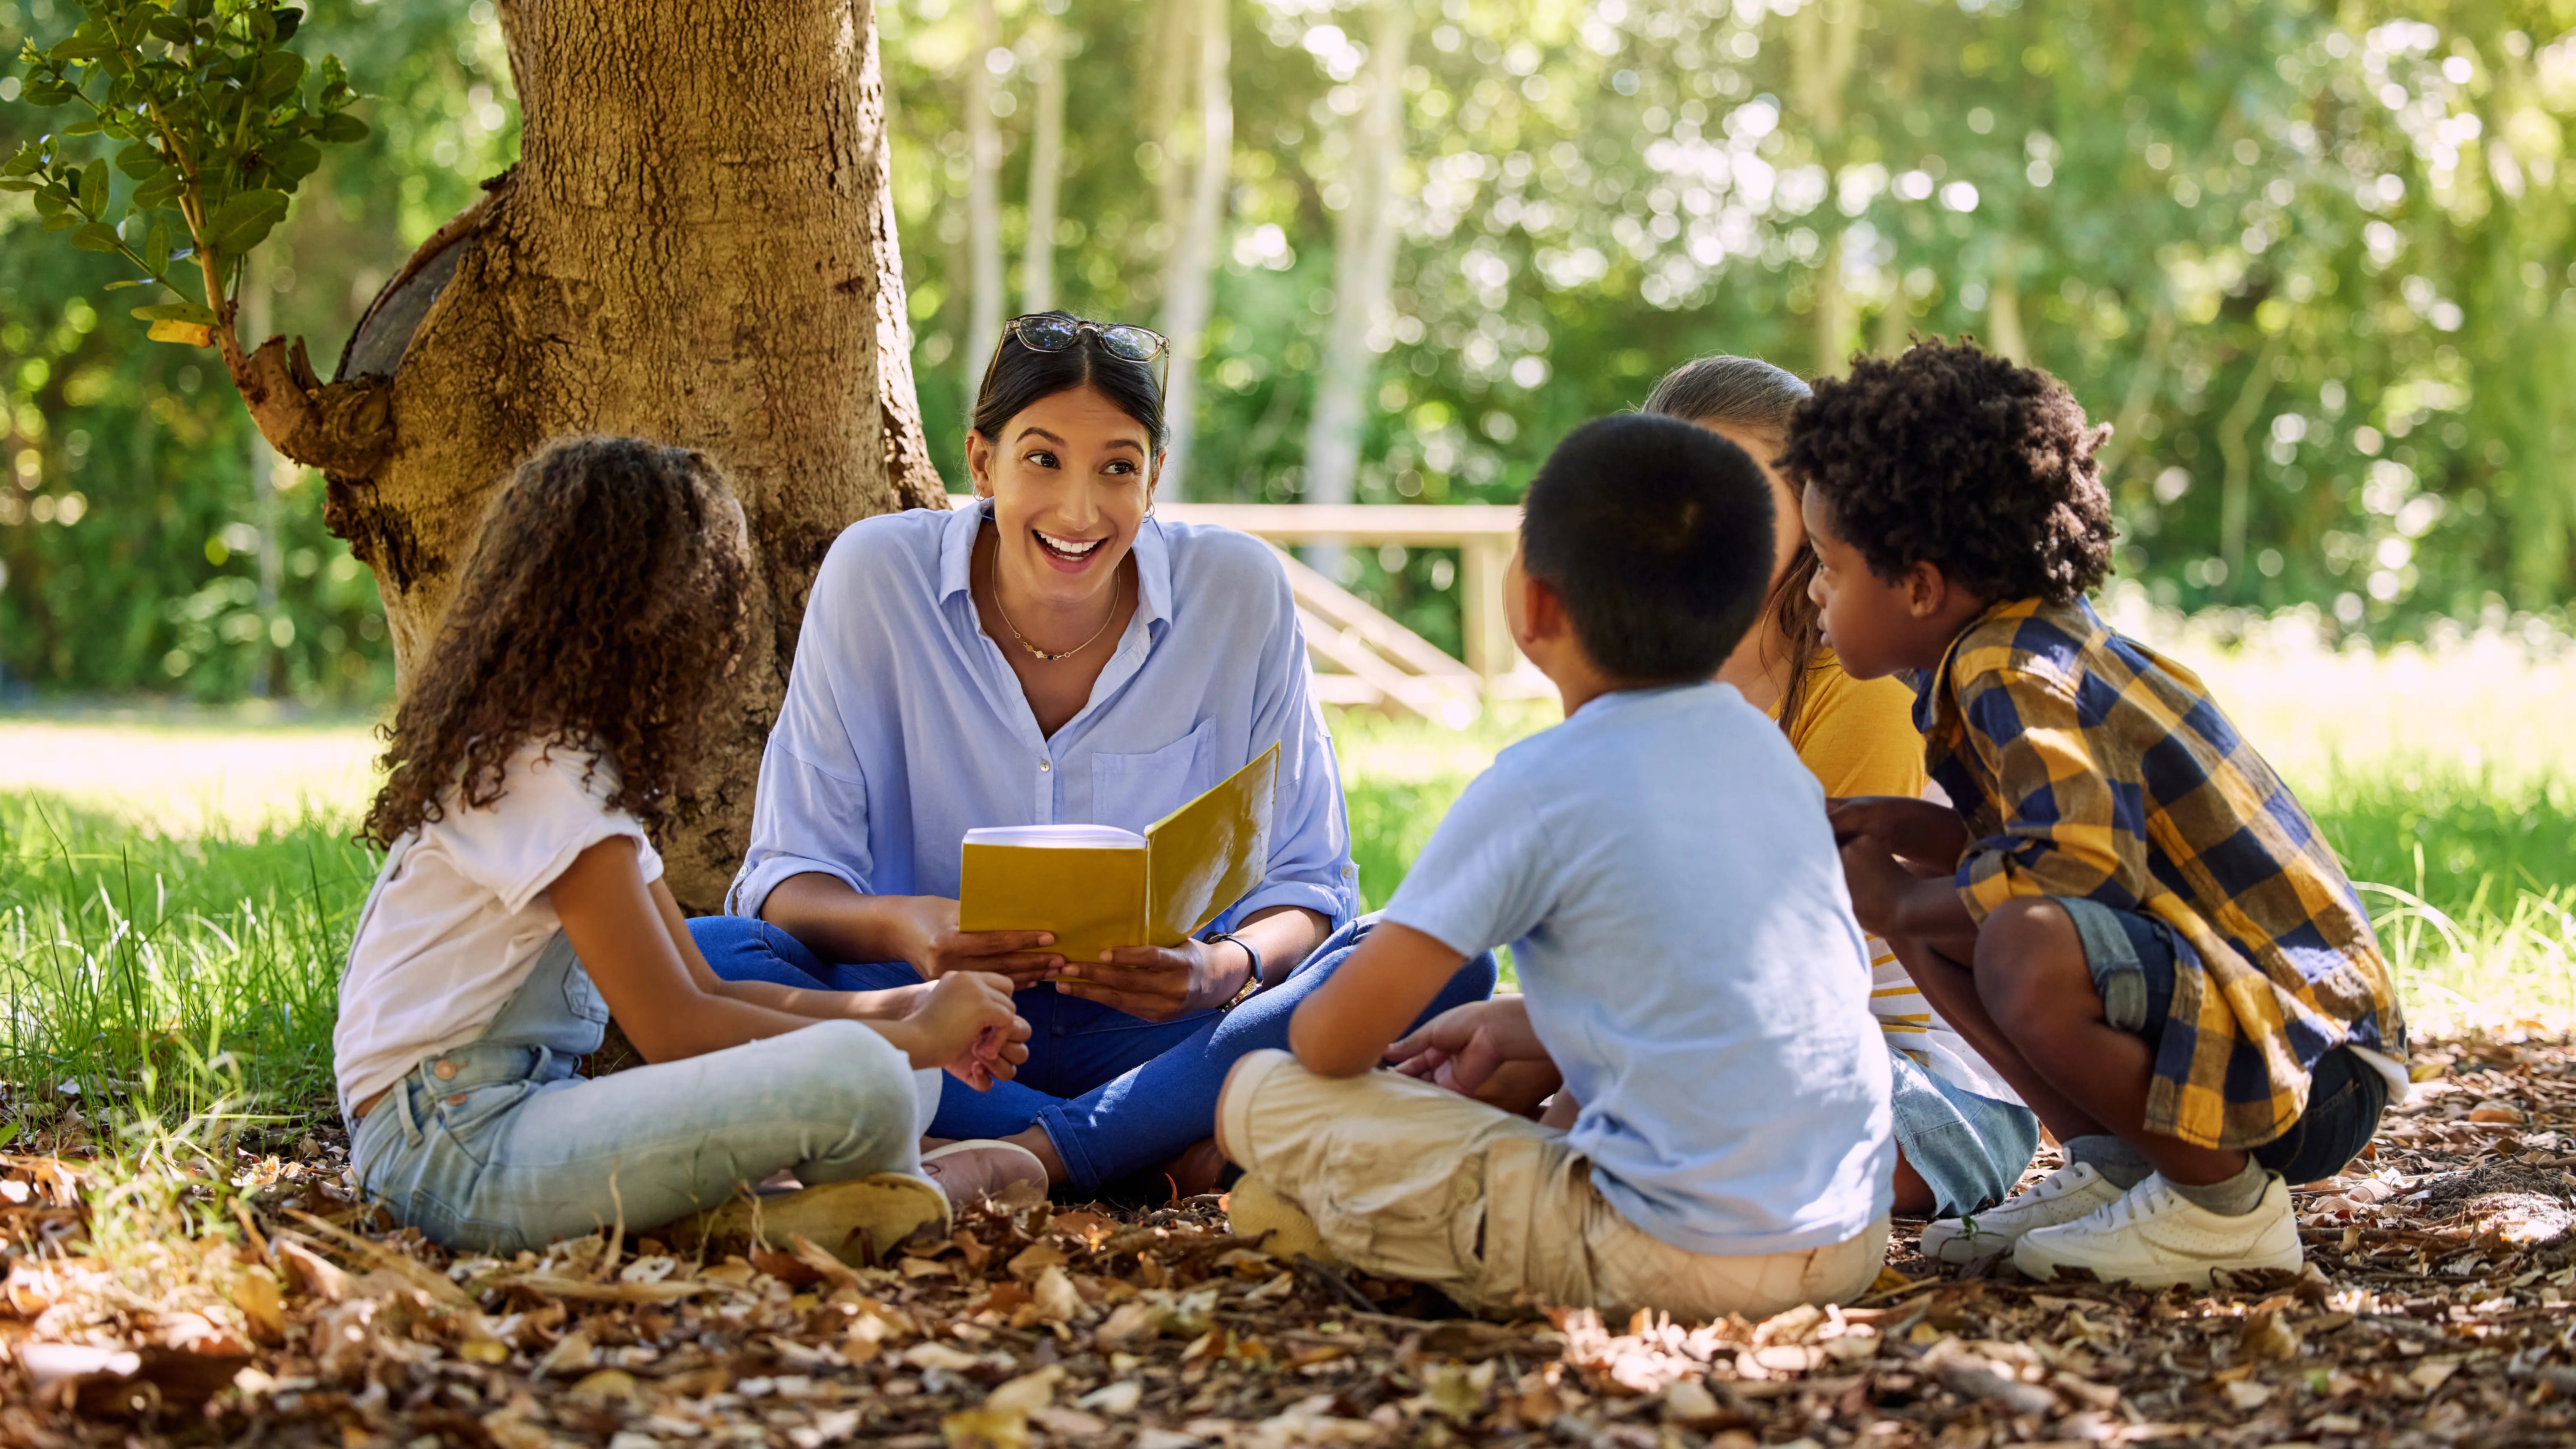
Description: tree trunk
xmin=964 ymin=0 xmax=1008 ymax=404
xmin=1020 ymin=16 xmax=1066 ymax=315
xmin=1300 ymin=0 xmax=1412 ymax=582
xmin=1791 ymin=0 xmax=1857 ymax=377
xmin=258 ymin=0 xmax=943 ymax=909
xmin=1156 ymin=0 xmax=1232 ymax=497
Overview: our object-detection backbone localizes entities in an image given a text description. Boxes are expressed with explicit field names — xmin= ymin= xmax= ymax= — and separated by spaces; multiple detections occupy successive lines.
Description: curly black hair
xmin=1776 ymin=337 xmax=2116 ymax=605
xmin=361 ymin=436 xmax=752 ymax=849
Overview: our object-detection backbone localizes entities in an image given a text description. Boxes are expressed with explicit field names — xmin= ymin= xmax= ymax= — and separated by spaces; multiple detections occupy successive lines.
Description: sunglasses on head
xmin=983 ymin=314 xmax=1171 ymax=395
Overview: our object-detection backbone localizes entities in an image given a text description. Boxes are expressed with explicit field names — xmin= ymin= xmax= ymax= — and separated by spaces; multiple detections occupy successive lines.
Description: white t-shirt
xmin=1382 ymin=683 xmax=1894 ymax=1258
xmin=334 ymin=745 xmax=662 ymax=1116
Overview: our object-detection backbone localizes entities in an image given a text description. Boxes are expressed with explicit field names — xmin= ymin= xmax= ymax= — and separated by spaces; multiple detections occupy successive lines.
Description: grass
xmin=5 ymin=614 xmax=2575 ymax=1136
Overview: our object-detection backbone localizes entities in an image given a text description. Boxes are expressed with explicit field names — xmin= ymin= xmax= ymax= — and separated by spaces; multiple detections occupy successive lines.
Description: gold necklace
xmin=989 ymin=544 xmax=1123 ymax=662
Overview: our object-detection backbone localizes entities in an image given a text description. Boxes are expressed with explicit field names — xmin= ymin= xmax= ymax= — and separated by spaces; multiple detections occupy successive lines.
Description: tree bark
xmin=1156 ymin=0 xmax=1232 ymax=497
xmin=1300 ymin=0 xmax=1412 ymax=581
xmin=261 ymin=0 xmax=942 ymax=909
xmin=1791 ymin=0 xmax=1857 ymax=376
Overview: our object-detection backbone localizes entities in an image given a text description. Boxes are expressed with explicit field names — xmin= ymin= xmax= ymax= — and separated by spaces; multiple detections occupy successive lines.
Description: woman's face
xmin=1696 ymin=420 xmax=1801 ymax=588
xmin=967 ymin=384 xmax=1160 ymax=606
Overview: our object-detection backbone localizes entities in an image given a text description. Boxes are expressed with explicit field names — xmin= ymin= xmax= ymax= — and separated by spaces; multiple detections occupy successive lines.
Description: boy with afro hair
xmin=1783 ymin=338 xmax=2407 ymax=1288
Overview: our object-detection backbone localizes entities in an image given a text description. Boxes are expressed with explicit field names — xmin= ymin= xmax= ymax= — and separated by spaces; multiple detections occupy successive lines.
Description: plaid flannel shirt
xmin=1915 ymin=598 xmax=2407 ymax=1151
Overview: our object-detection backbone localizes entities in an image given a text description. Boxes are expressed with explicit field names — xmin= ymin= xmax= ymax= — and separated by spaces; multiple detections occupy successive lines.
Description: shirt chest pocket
xmin=1089 ymin=718 xmax=1218 ymax=836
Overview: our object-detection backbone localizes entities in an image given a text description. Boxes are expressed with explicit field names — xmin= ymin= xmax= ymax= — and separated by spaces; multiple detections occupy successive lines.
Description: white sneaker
xmin=1917 ymin=1162 xmax=2126 ymax=1265
xmin=2012 ymin=1172 xmax=2304 ymax=1289
xmin=919 ymin=1139 xmax=1049 ymax=1208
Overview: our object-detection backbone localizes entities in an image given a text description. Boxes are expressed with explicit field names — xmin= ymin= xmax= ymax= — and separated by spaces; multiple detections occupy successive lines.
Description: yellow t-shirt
xmin=1766 ymin=653 xmax=2018 ymax=1104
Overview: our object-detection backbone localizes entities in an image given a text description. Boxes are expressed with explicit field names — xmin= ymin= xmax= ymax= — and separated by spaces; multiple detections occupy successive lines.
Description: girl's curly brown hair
xmin=1778 ymin=337 xmax=2116 ymax=606
xmin=361 ymin=436 xmax=752 ymax=849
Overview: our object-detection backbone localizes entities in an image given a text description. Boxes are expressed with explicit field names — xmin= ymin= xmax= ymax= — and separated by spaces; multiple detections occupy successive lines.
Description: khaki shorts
xmin=1219 ymin=1050 xmax=1889 ymax=1321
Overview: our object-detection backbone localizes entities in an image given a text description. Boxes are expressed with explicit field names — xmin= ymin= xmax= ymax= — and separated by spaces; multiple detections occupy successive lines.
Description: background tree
xmin=3 ymin=0 xmax=945 ymax=907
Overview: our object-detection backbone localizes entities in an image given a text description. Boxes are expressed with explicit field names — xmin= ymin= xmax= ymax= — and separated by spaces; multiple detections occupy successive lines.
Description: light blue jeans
xmin=1886 ymin=1045 xmax=2041 ymax=1218
xmin=349 ymin=931 xmax=929 ymax=1255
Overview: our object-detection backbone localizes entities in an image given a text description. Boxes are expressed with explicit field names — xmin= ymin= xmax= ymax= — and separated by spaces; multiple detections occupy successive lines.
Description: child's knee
xmin=1215 ymin=1048 xmax=1293 ymax=1164
xmin=1972 ymin=897 xmax=2087 ymax=1030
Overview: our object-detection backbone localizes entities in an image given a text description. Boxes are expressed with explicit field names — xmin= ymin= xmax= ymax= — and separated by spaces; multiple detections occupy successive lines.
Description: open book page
xmin=962 ymin=825 xmax=1146 ymax=849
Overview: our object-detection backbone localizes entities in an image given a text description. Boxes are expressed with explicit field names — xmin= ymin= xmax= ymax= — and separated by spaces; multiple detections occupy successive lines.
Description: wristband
xmin=1203 ymin=930 xmax=1263 ymax=1001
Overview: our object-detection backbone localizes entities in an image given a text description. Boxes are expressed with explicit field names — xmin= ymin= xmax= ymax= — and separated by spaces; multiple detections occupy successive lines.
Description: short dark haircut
xmin=971 ymin=312 xmax=1167 ymax=453
xmin=1777 ymin=337 xmax=2115 ymax=605
xmin=1521 ymin=413 xmax=1776 ymax=684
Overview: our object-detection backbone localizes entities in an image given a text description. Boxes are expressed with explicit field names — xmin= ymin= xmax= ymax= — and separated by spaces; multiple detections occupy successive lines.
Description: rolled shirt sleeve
xmin=1952 ymin=667 xmax=2133 ymax=923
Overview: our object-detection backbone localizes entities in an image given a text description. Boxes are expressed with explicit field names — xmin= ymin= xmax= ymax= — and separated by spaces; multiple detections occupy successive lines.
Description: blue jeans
xmin=1886 ymin=1047 xmax=2040 ymax=1217
xmin=690 ymin=912 xmax=1500 ymax=1192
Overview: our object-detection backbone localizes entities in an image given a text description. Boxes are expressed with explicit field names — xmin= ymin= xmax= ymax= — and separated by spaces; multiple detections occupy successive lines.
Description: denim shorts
xmin=2059 ymin=896 xmax=2387 ymax=1183
xmin=1887 ymin=1047 xmax=2040 ymax=1218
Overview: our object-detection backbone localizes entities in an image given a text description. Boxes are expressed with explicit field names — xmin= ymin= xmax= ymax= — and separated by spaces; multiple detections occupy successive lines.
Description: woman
xmin=1643 ymin=355 xmax=2041 ymax=1223
xmin=691 ymin=313 xmax=1495 ymax=1197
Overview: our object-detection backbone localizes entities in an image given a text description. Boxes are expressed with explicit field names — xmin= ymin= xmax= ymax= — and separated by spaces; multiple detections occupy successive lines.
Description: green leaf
xmin=64 ymin=115 xmax=106 ymax=137
xmin=115 ymin=140 xmax=163 ymax=179
xmin=21 ymin=78 xmax=76 ymax=106
xmin=146 ymin=13 xmax=196 ymax=46
xmin=1 ymin=146 xmax=40 ymax=179
xmin=255 ymin=51 xmax=306 ymax=100
xmin=204 ymin=186 xmax=289 ymax=258
xmin=41 ymin=211 xmax=82 ymax=232
xmin=0 ymin=177 xmax=39 ymax=194
xmin=49 ymin=35 xmax=114 ymax=64
xmin=273 ymin=7 xmax=304 ymax=43
xmin=316 ymin=111 xmax=369 ymax=145
xmin=134 ymin=170 xmax=188 ymax=207
xmin=72 ymin=222 xmax=125 ymax=253
xmin=133 ymin=300 xmax=219 ymax=325
xmin=79 ymin=158 xmax=109 ymax=214
xmin=30 ymin=188 xmax=67 ymax=218
xmin=145 ymin=218 xmax=172 ymax=275
xmin=263 ymin=137 xmax=322 ymax=185
xmin=104 ymin=277 xmax=153 ymax=290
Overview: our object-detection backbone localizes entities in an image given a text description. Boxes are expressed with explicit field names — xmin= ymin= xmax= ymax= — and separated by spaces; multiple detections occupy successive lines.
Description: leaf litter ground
xmin=6 ymin=1029 xmax=2576 ymax=1448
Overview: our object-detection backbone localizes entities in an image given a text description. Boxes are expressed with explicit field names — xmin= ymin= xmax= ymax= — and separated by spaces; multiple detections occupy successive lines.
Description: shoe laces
xmin=2028 ymin=1163 xmax=2099 ymax=1203
xmin=2081 ymin=1177 xmax=2183 ymax=1233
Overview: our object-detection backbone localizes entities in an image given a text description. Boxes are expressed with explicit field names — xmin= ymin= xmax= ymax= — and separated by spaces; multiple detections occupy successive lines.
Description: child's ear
xmin=1515 ymin=573 xmax=1568 ymax=647
xmin=1901 ymin=561 xmax=1950 ymax=620
xmin=966 ymin=431 xmax=996 ymax=498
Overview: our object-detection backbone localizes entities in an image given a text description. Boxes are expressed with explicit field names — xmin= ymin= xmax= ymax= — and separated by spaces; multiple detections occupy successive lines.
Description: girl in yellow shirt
xmin=1645 ymin=356 xmax=2040 ymax=1226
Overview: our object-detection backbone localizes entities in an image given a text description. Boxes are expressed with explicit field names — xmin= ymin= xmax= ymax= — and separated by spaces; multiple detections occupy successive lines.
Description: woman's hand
xmin=1826 ymin=795 xmax=1970 ymax=870
xmin=1052 ymin=938 xmax=1252 ymax=1023
xmin=894 ymin=971 xmax=1033 ymax=1091
xmin=1386 ymin=998 xmax=1552 ymax=1097
xmin=884 ymin=895 xmax=1065 ymax=987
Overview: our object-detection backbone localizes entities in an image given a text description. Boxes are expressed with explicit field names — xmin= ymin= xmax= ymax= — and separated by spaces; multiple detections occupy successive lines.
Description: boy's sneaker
xmin=672 ymin=1171 xmax=949 ymax=1267
xmin=2012 ymin=1173 xmax=2303 ymax=1289
xmin=1225 ymin=1174 xmax=1338 ymax=1265
xmin=1917 ymin=1162 xmax=2126 ymax=1265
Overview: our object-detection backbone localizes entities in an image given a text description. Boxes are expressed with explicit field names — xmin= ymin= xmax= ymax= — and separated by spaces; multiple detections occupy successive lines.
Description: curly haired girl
xmin=335 ymin=436 xmax=1034 ymax=1264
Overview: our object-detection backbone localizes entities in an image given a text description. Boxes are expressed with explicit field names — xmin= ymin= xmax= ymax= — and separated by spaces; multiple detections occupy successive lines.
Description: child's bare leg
xmin=1970 ymin=899 xmax=2246 ymax=1188
xmin=1883 ymin=934 xmax=2112 ymax=1145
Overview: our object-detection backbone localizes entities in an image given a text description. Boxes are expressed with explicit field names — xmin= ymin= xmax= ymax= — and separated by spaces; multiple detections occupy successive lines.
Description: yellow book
xmin=959 ymin=744 xmax=1280 ymax=972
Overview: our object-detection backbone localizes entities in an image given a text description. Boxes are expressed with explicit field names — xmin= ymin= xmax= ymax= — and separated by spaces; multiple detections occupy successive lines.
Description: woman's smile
xmin=1033 ymin=528 xmax=1110 ymax=569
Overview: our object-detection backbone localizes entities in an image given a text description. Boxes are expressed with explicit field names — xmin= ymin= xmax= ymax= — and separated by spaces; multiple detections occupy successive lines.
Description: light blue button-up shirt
xmin=726 ymin=499 xmax=1359 ymax=937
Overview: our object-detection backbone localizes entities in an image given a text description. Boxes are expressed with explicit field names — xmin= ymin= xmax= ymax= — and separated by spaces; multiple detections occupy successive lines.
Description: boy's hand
xmin=1835 ymin=835 xmax=1920 ymax=938
xmin=1827 ymin=796 xmax=1970 ymax=869
xmin=1387 ymin=998 xmax=1550 ymax=1097
xmin=902 ymin=971 xmax=1032 ymax=1090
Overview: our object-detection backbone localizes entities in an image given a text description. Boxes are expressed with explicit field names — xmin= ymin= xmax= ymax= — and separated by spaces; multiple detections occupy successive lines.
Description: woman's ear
xmin=966 ymin=430 xmax=996 ymax=498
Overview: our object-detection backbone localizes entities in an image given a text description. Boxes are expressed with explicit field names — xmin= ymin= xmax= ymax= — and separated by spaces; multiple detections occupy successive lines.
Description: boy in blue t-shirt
xmin=1215 ymin=414 xmax=1894 ymax=1320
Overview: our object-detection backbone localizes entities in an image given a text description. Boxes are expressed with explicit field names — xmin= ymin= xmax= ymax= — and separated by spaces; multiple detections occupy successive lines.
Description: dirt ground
xmin=4 ymin=1029 xmax=2574 ymax=1448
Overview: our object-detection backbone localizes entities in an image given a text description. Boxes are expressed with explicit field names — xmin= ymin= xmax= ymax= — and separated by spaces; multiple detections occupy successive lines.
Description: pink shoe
xmin=920 ymin=1139 xmax=1049 ymax=1207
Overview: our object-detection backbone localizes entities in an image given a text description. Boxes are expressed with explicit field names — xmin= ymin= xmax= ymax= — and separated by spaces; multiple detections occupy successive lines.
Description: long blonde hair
xmin=1641 ymin=355 xmax=1823 ymax=737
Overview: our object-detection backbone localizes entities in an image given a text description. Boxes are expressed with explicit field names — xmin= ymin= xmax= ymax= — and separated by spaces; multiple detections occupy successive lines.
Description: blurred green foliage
xmin=4 ymin=0 xmax=2575 ymax=702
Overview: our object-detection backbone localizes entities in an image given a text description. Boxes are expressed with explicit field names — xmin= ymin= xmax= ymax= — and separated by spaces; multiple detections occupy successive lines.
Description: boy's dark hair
xmin=1521 ymin=413 xmax=1775 ymax=684
xmin=1777 ymin=337 xmax=2114 ymax=605
xmin=972 ymin=311 xmax=1167 ymax=453
xmin=361 ymin=436 xmax=751 ymax=848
